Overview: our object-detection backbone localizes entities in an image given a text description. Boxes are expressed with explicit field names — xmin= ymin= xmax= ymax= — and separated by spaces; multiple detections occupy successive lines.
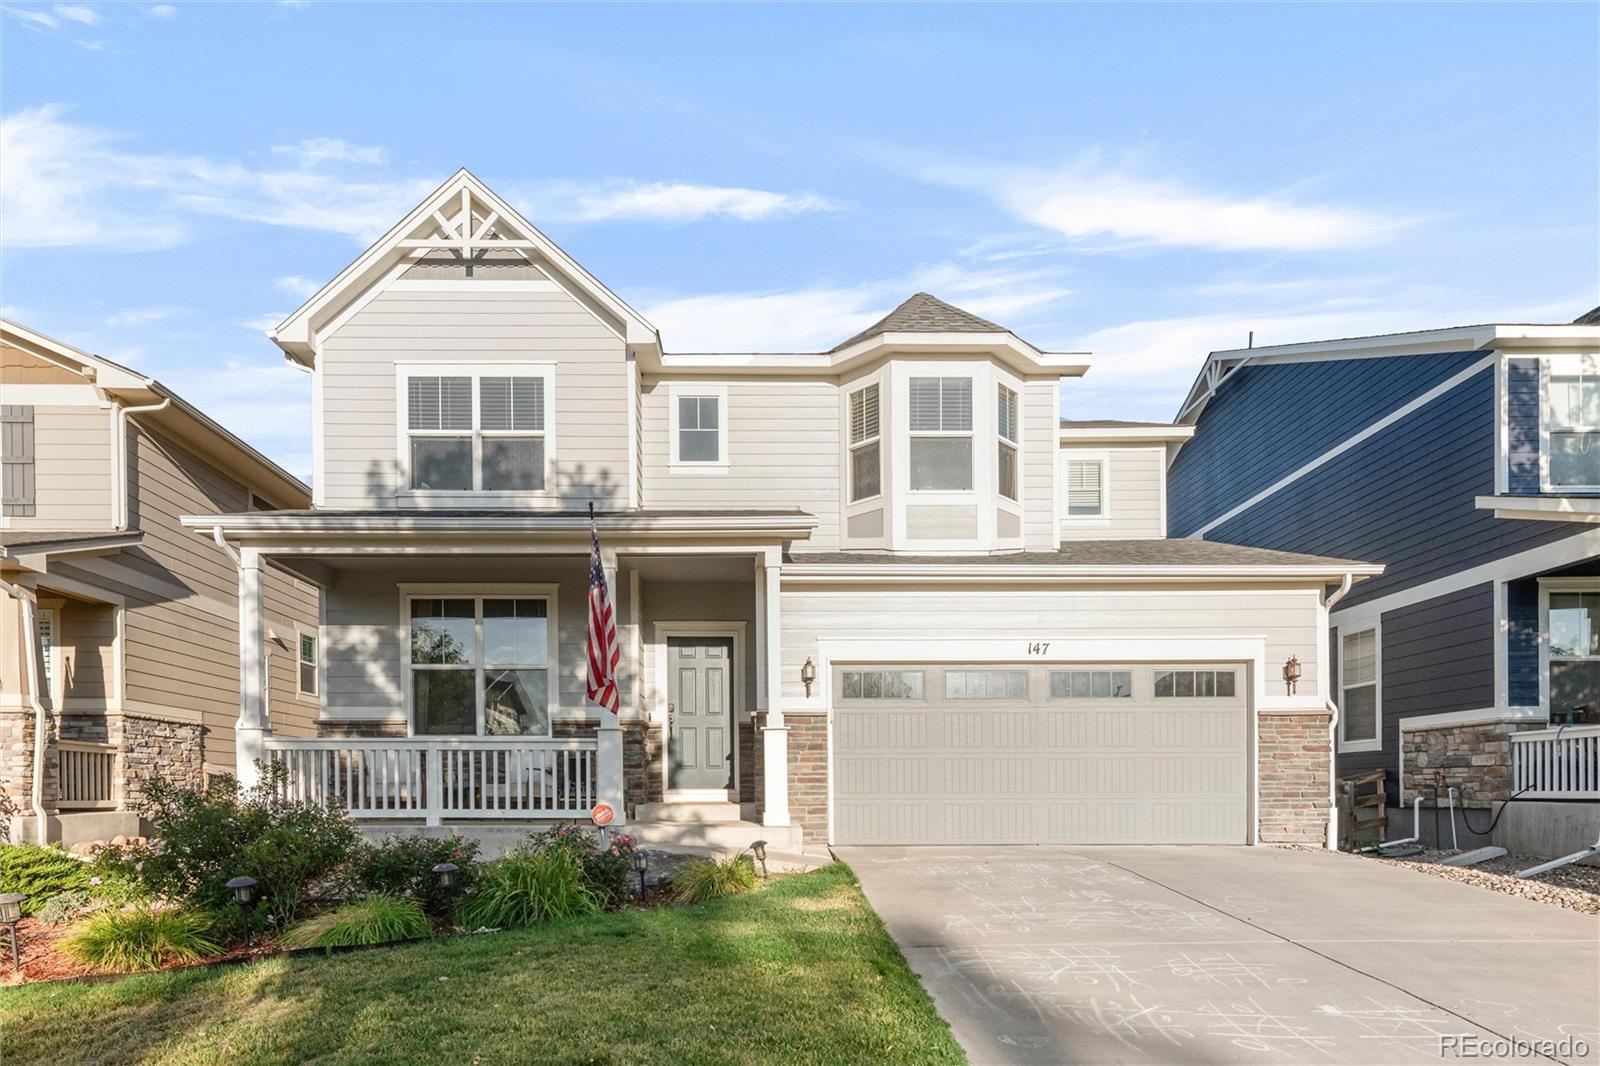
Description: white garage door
xmin=832 ymin=663 xmax=1248 ymax=845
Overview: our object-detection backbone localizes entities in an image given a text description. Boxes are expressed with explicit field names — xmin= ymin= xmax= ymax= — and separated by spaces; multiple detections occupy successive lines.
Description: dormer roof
xmin=829 ymin=293 xmax=1008 ymax=352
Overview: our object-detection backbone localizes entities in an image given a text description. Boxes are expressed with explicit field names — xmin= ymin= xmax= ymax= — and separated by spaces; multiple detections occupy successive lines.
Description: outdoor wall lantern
xmin=226 ymin=875 xmax=258 ymax=946
xmin=801 ymin=657 xmax=817 ymax=697
xmin=1282 ymin=655 xmax=1302 ymax=696
xmin=749 ymin=840 xmax=769 ymax=880
xmin=631 ymin=850 xmax=649 ymax=899
xmin=0 ymin=892 xmax=24 ymax=969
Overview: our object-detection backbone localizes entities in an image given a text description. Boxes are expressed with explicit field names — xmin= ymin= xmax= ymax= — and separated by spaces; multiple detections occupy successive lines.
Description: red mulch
xmin=1 ymin=918 xmax=270 ymax=986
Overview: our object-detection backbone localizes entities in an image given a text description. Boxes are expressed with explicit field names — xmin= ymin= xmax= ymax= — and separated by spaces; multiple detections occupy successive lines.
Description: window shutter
xmin=1066 ymin=459 xmax=1103 ymax=515
xmin=850 ymin=384 xmax=879 ymax=444
xmin=1 ymin=405 xmax=35 ymax=517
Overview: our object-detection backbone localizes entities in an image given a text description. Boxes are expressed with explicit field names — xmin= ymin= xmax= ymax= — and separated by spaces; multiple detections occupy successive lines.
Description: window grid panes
xmin=944 ymin=669 xmax=1028 ymax=700
xmin=1153 ymin=669 xmax=1237 ymax=699
xmin=677 ymin=395 xmax=722 ymax=463
xmin=406 ymin=373 xmax=547 ymax=492
xmin=1066 ymin=459 xmax=1105 ymax=516
xmin=409 ymin=596 xmax=551 ymax=736
xmin=1547 ymin=358 xmax=1600 ymax=488
xmin=1549 ymin=590 xmax=1600 ymax=721
xmin=840 ymin=670 xmax=924 ymax=700
xmin=298 ymin=632 xmax=317 ymax=696
xmin=1341 ymin=629 xmax=1378 ymax=742
xmin=909 ymin=377 xmax=974 ymax=491
xmin=1049 ymin=670 xmax=1133 ymax=698
xmin=849 ymin=384 xmax=881 ymax=502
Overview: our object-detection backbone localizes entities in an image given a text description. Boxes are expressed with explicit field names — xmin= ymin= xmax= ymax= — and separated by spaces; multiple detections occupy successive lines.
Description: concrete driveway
xmin=839 ymin=846 xmax=1600 ymax=1065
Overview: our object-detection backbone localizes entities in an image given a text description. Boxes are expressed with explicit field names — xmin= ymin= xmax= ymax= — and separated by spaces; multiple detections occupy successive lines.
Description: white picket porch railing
xmin=1511 ymin=724 xmax=1600 ymax=799
xmin=264 ymin=737 xmax=601 ymax=825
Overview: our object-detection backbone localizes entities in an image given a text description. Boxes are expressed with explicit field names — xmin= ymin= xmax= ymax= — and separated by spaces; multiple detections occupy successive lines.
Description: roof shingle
xmin=830 ymin=293 xmax=1007 ymax=352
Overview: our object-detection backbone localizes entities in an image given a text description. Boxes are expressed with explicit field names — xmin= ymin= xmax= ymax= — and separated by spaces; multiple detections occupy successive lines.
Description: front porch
xmin=196 ymin=509 xmax=817 ymax=847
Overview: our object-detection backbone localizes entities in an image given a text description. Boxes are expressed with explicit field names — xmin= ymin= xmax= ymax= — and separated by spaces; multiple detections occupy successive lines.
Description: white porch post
xmin=236 ymin=547 xmax=270 ymax=790
xmin=597 ymin=549 xmax=626 ymax=823
xmin=759 ymin=552 xmax=791 ymax=828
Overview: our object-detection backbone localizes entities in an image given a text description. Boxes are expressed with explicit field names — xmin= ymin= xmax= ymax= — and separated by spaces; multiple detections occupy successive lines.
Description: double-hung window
xmin=1065 ymin=456 xmax=1107 ymax=517
xmin=405 ymin=370 xmax=549 ymax=492
xmin=908 ymin=377 xmax=973 ymax=491
xmin=1545 ymin=356 xmax=1600 ymax=489
xmin=1340 ymin=629 xmax=1378 ymax=746
xmin=297 ymin=631 xmax=318 ymax=698
xmin=1547 ymin=589 xmax=1600 ymax=722
xmin=668 ymin=385 xmax=727 ymax=468
xmin=848 ymin=383 xmax=881 ymax=502
xmin=409 ymin=595 xmax=552 ymax=736
xmin=997 ymin=385 xmax=1019 ymax=501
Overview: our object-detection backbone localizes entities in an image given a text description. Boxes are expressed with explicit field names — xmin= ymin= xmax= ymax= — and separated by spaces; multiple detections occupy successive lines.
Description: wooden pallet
xmin=1337 ymin=769 xmax=1388 ymax=850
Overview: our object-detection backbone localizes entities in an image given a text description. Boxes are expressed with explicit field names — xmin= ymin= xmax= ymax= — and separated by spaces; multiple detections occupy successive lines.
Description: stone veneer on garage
xmin=1401 ymin=719 xmax=1541 ymax=808
xmin=1258 ymin=712 xmax=1332 ymax=845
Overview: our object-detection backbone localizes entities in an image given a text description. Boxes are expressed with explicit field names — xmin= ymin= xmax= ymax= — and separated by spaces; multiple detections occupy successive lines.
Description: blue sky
xmin=3 ymin=2 xmax=1596 ymax=481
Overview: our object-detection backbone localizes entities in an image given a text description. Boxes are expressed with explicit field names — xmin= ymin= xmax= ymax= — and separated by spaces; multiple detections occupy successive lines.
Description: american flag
xmin=585 ymin=511 xmax=620 ymax=715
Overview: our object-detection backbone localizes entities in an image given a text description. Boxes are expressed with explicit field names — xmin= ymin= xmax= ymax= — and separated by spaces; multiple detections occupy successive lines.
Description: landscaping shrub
xmin=0 ymin=843 xmax=93 ymax=915
xmin=96 ymin=764 xmax=360 ymax=933
xmin=34 ymin=888 xmax=101 ymax=928
xmin=352 ymin=834 xmax=480 ymax=918
xmin=528 ymin=824 xmax=639 ymax=910
xmin=458 ymin=846 xmax=599 ymax=928
xmin=61 ymin=906 xmax=220 ymax=973
xmin=673 ymin=855 xmax=759 ymax=904
xmin=281 ymin=894 xmax=431 ymax=951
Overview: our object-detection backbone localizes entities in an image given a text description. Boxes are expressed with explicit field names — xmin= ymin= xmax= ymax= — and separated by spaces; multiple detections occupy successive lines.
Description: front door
xmin=668 ymin=637 xmax=735 ymax=791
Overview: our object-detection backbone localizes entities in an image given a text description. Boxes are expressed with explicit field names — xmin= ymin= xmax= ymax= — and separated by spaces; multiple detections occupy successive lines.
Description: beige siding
xmin=55 ymin=599 xmax=114 ymax=707
xmin=638 ymin=578 xmax=759 ymax=725
xmin=1060 ymin=444 xmax=1166 ymax=540
xmin=1022 ymin=378 xmax=1058 ymax=549
xmin=319 ymin=286 xmax=629 ymax=509
xmin=640 ymin=378 xmax=841 ymax=547
xmin=1 ymin=341 xmax=82 ymax=385
xmin=779 ymin=585 xmax=1322 ymax=705
xmin=7 ymin=404 xmax=114 ymax=532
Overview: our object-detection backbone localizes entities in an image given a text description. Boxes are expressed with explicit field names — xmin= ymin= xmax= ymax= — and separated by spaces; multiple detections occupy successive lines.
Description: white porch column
xmin=236 ymin=547 xmax=269 ymax=789
xmin=759 ymin=552 xmax=791 ymax=828
xmin=597 ymin=549 xmax=626 ymax=823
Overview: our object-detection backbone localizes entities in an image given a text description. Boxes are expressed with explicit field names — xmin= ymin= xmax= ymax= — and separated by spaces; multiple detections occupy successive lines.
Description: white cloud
xmin=53 ymin=3 xmax=96 ymax=23
xmin=273 ymin=274 xmax=320 ymax=299
xmin=643 ymin=264 xmax=1069 ymax=352
xmin=919 ymin=157 xmax=1413 ymax=253
xmin=242 ymin=312 xmax=289 ymax=332
xmin=105 ymin=306 xmax=180 ymax=328
xmin=272 ymin=137 xmax=386 ymax=167
xmin=517 ymin=180 xmax=838 ymax=224
xmin=145 ymin=3 xmax=175 ymax=16
xmin=2 ymin=6 xmax=58 ymax=29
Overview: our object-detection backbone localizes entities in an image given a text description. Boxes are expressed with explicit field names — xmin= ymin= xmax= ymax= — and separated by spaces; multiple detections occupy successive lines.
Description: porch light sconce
xmin=631 ymin=850 xmax=649 ymax=899
xmin=0 ymin=892 xmax=23 ymax=969
xmin=226 ymin=875 xmax=258 ymax=947
xmin=1282 ymin=655 xmax=1302 ymax=696
xmin=801 ymin=657 xmax=817 ymax=697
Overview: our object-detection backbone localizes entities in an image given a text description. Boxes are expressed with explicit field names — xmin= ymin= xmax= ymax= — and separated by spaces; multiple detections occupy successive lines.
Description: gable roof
xmin=269 ymin=169 xmax=660 ymax=366
xmin=830 ymin=293 xmax=1007 ymax=352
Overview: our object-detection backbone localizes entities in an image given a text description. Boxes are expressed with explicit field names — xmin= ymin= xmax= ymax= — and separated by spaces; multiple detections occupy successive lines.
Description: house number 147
xmin=1027 ymin=642 xmax=1050 ymax=655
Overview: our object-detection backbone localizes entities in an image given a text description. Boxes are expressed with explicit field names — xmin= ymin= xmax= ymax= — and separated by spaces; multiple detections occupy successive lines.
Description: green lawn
xmin=0 ymin=864 xmax=964 ymax=1066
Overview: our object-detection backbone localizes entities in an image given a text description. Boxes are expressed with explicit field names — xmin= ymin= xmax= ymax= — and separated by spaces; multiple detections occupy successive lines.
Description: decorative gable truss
xmin=269 ymin=169 xmax=660 ymax=366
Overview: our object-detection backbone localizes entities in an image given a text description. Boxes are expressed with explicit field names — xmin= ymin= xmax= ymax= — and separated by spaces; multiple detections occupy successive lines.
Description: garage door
xmin=832 ymin=663 xmax=1248 ymax=845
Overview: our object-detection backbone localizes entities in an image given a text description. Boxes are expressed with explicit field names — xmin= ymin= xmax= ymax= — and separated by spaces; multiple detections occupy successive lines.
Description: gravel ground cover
xmin=1373 ymin=847 xmax=1600 ymax=915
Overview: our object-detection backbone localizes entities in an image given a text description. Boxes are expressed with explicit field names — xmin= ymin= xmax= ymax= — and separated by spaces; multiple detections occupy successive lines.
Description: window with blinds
xmin=909 ymin=376 xmax=973 ymax=491
xmin=1065 ymin=458 xmax=1105 ymax=516
xmin=404 ymin=370 xmax=548 ymax=492
xmin=997 ymin=385 xmax=1019 ymax=501
xmin=848 ymin=383 xmax=881 ymax=502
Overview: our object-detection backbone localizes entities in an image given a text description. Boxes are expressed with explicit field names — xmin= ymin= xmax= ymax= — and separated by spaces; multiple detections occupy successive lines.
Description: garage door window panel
xmin=1050 ymin=669 xmax=1133 ymax=699
xmin=840 ymin=669 xmax=924 ymax=700
xmin=1154 ymin=669 xmax=1236 ymax=698
xmin=944 ymin=669 xmax=1027 ymax=699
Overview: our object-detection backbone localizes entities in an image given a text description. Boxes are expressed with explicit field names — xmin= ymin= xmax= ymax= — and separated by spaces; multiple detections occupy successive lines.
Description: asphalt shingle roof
xmin=830 ymin=293 xmax=1007 ymax=352
xmin=1575 ymin=305 xmax=1600 ymax=326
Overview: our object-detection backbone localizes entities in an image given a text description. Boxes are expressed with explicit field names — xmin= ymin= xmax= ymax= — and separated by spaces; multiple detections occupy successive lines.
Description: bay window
xmin=848 ymin=383 xmax=881 ymax=502
xmin=1340 ymin=628 xmax=1378 ymax=746
xmin=404 ymin=367 xmax=550 ymax=492
xmin=409 ymin=595 xmax=552 ymax=736
xmin=1545 ymin=356 xmax=1600 ymax=489
xmin=997 ymin=385 xmax=1019 ymax=501
xmin=909 ymin=376 xmax=973 ymax=491
xmin=1548 ymin=589 xmax=1600 ymax=722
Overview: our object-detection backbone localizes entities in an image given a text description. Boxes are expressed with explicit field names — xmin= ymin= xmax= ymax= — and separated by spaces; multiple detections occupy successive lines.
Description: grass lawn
xmin=0 ymin=863 xmax=965 ymax=1066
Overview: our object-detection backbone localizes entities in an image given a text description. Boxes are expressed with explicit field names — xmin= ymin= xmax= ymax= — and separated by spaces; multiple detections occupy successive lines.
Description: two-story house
xmin=1 ymin=319 xmax=319 ymax=844
xmin=1168 ymin=311 xmax=1600 ymax=849
xmin=187 ymin=169 xmax=1381 ymax=852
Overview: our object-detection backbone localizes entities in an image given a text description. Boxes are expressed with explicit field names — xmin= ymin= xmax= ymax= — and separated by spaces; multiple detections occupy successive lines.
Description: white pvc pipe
xmin=1516 ymin=832 xmax=1600 ymax=879
xmin=1381 ymin=797 xmax=1424 ymax=849
xmin=1447 ymin=788 xmax=1459 ymax=851
xmin=1323 ymin=572 xmax=1354 ymax=851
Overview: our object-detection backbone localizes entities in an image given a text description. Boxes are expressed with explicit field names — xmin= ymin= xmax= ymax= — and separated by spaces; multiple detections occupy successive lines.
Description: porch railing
xmin=1511 ymin=724 xmax=1600 ymax=799
xmin=57 ymin=741 xmax=118 ymax=810
xmin=264 ymin=737 xmax=600 ymax=825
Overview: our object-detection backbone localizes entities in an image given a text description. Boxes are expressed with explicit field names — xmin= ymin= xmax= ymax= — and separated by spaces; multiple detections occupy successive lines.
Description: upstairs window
xmin=297 ymin=631 xmax=318 ymax=697
xmin=997 ymin=385 xmax=1019 ymax=501
xmin=1065 ymin=457 xmax=1106 ymax=517
xmin=1340 ymin=629 xmax=1378 ymax=745
xmin=405 ymin=369 xmax=549 ymax=493
xmin=909 ymin=377 xmax=973 ymax=491
xmin=1546 ymin=357 xmax=1600 ymax=489
xmin=848 ymin=383 xmax=881 ymax=502
xmin=668 ymin=385 xmax=727 ymax=469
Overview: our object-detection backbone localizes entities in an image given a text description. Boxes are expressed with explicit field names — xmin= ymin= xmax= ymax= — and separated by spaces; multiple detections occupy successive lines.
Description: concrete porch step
xmin=628 ymin=819 xmax=804 ymax=855
xmin=632 ymin=800 xmax=744 ymax=824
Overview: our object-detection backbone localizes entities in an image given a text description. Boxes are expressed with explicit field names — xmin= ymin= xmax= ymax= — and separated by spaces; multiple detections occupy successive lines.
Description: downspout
xmin=0 ymin=576 xmax=50 ymax=844
xmin=113 ymin=398 xmax=172 ymax=530
xmin=1323 ymin=572 xmax=1355 ymax=850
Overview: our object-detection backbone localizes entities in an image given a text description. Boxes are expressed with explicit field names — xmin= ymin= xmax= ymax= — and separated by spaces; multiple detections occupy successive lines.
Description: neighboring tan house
xmin=187 ymin=169 xmax=1382 ymax=853
xmin=1167 ymin=311 xmax=1600 ymax=849
xmin=1 ymin=320 xmax=318 ymax=843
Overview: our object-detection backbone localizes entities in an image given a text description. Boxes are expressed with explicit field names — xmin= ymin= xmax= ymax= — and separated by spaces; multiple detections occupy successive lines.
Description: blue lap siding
xmin=1506 ymin=359 xmax=1541 ymax=495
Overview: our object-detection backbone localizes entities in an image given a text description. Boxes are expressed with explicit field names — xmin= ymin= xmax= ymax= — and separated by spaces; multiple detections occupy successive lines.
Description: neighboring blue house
xmin=1167 ymin=308 xmax=1600 ymax=829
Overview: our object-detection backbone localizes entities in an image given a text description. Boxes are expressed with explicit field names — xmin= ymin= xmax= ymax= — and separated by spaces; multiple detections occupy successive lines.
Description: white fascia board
xmin=782 ymin=562 xmax=1383 ymax=584
xmin=652 ymin=335 xmax=1092 ymax=378
xmin=1474 ymin=494 xmax=1600 ymax=522
xmin=180 ymin=512 xmax=818 ymax=537
xmin=1060 ymin=425 xmax=1194 ymax=443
